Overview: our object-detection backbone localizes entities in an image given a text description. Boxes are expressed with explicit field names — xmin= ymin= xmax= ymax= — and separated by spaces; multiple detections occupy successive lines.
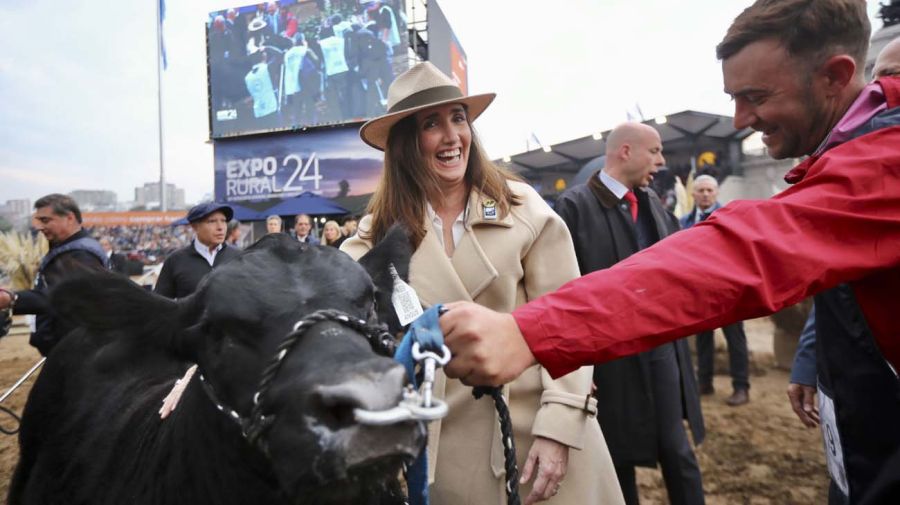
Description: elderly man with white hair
xmin=679 ymin=174 xmax=751 ymax=407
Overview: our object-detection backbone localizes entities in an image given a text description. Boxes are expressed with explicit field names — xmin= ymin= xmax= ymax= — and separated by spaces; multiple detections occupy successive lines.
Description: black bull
xmin=9 ymin=230 xmax=425 ymax=505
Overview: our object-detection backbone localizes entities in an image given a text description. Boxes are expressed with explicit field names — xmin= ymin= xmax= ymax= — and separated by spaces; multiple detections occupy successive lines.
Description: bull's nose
xmin=313 ymin=365 xmax=406 ymax=428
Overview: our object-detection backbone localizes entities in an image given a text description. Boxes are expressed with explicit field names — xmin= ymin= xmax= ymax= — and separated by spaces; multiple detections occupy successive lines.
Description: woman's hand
xmin=520 ymin=436 xmax=569 ymax=504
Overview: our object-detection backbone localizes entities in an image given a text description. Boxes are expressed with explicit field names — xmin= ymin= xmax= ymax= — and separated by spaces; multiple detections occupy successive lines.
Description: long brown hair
xmin=362 ymin=109 xmax=520 ymax=248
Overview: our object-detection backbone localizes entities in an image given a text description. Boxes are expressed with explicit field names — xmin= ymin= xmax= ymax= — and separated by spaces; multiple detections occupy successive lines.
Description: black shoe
xmin=726 ymin=389 xmax=749 ymax=406
xmin=699 ymin=383 xmax=715 ymax=396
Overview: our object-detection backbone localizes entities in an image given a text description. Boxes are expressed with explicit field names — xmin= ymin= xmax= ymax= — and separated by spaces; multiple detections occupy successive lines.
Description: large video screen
xmin=426 ymin=0 xmax=467 ymax=94
xmin=208 ymin=0 xmax=409 ymax=139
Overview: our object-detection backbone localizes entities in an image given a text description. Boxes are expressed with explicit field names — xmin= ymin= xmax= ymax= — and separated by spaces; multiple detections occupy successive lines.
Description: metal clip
xmin=354 ymin=385 xmax=449 ymax=425
xmin=353 ymin=342 xmax=451 ymax=426
xmin=411 ymin=343 xmax=451 ymax=408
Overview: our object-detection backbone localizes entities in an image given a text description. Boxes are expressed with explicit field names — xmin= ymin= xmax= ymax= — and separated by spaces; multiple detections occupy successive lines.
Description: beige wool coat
xmin=342 ymin=180 xmax=624 ymax=505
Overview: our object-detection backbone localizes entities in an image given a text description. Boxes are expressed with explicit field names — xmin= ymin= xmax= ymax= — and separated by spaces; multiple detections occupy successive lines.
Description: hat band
xmin=388 ymin=85 xmax=463 ymax=114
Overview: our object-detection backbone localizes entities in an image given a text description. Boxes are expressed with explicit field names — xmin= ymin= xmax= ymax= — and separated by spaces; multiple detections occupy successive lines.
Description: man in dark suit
xmin=680 ymin=175 xmax=750 ymax=406
xmin=99 ymin=237 xmax=129 ymax=275
xmin=556 ymin=122 xmax=705 ymax=505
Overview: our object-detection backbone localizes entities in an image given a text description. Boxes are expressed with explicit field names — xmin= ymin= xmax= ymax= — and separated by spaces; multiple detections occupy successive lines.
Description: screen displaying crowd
xmin=208 ymin=0 xmax=409 ymax=138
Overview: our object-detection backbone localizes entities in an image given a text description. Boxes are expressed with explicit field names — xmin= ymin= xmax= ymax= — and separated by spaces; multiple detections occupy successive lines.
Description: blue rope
xmin=393 ymin=304 xmax=444 ymax=505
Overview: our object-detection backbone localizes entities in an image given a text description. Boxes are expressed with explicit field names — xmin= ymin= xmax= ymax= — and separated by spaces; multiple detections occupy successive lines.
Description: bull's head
xmin=54 ymin=226 xmax=421 ymax=504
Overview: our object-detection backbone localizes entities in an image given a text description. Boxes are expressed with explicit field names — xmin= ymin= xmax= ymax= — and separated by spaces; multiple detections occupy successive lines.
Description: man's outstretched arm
xmin=443 ymin=133 xmax=900 ymax=383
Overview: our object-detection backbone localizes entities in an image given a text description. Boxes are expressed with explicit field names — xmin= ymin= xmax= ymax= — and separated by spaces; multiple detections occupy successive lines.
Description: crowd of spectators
xmin=87 ymin=225 xmax=192 ymax=265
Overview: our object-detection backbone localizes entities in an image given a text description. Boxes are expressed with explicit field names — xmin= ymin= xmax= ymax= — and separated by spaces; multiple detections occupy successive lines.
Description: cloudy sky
xmin=0 ymin=1 xmax=888 ymax=206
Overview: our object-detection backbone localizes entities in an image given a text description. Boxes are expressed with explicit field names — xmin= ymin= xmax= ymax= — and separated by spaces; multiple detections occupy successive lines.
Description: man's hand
xmin=0 ymin=289 xmax=12 ymax=311
xmin=787 ymin=382 xmax=819 ymax=428
xmin=440 ymin=301 xmax=537 ymax=386
xmin=520 ymin=436 xmax=569 ymax=505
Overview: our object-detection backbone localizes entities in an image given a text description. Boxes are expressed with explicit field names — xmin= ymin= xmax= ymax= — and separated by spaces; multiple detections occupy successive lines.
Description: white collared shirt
xmin=194 ymin=239 xmax=223 ymax=267
xmin=426 ymin=202 xmax=467 ymax=249
xmin=598 ymin=170 xmax=629 ymax=199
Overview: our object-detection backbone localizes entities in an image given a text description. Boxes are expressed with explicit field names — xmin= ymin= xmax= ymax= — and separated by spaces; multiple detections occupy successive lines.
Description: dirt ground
xmin=0 ymin=331 xmax=41 ymax=501
xmin=0 ymin=318 xmax=829 ymax=503
xmin=636 ymin=317 xmax=829 ymax=504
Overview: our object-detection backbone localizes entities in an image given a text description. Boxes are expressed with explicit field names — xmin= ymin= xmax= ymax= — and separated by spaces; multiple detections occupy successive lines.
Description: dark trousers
xmin=615 ymin=344 xmax=705 ymax=505
xmin=696 ymin=322 xmax=750 ymax=391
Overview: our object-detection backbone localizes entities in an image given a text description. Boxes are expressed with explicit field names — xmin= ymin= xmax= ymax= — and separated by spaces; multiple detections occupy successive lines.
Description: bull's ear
xmin=357 ymin=224 xmax=413 ymax=332
xmin=51 ymin=272 xmax=178 ymax=334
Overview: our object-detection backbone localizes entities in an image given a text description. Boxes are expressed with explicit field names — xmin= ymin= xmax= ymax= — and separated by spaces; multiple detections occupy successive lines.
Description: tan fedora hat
xmin=359 ymin=61 xmax=496 ymax=151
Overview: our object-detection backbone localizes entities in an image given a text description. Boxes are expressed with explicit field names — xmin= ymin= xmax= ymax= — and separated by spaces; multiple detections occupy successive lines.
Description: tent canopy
xmin=262 ymin=192 xmax=349 ymax=216
xmin=498 ymin=110 xmax=752 ymax=176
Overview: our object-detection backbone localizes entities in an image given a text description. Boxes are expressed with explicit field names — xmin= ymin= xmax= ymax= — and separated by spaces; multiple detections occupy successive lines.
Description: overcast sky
xmin=0 ymin=1 xmax=887 ymax=205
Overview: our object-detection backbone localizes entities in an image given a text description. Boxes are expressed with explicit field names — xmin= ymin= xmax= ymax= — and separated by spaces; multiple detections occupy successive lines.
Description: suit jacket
xmin=108 ymin=252 xmax=129 ymax=274
xmin=679 ymin=201 xmax=723 ymax=230
xmin=342 ymin=180 xmax=623 ymax=505
xmin=555 ymin=174 xmax=705 ymax=466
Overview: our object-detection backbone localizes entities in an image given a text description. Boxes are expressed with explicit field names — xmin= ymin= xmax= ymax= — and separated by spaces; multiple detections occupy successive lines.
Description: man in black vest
xmin=680 ymin=175 xmax=750 ymax=406
xmin=556 ymin=122 xmax=705 ymax=505
xmin=0 ymin=194 xmax=107 ymax=355
xmin=154 ymin=203 xmax=240 ymax=299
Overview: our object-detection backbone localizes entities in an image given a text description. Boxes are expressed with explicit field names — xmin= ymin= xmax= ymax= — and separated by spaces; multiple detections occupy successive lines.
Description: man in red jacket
xmin=441 ymin=1 xmax=900 ymax=503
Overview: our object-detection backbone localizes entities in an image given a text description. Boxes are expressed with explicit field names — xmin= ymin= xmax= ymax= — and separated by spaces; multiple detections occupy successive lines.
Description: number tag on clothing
xmin=389 ymin=263 xmax=423 ymax=327
xmin=818 ymin=384 xmax=849 ymax=497
xmin=26 ymin=315 xmax=36 ymax=333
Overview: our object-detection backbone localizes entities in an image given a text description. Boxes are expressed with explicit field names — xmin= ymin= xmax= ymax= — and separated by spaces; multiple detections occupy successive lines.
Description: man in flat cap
xmin=155 ymin=203 xmax=240 ymax=299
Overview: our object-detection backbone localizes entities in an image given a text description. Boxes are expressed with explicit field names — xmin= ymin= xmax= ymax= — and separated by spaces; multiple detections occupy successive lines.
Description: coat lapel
xmin=589 ymin=175 xmax=639 ymax=257
xmin=411 ymin=188 xmax=514 ymax=483
xmin=409 ymin=220 xmax=472 ymax=307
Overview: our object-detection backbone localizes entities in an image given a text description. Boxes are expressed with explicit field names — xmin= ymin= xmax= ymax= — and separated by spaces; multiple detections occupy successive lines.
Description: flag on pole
xmin=158 ymin=0 xmax=167 ymax=70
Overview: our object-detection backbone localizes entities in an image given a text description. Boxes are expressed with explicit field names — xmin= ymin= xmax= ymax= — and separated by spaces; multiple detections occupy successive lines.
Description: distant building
xmin=134 ymin=182 xmax=186 ymax=210
xmin=3 ymin=199 xmax=31 ymax=216
xmin=0 ymin=199 xmax=32 ymax=230
xmin=69 ymin=190 xmax=118 ymax=211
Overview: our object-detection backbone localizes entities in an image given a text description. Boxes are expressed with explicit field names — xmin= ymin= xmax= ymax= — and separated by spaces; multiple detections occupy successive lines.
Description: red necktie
xmin=624 ymin=191 xmax=638 ymax=222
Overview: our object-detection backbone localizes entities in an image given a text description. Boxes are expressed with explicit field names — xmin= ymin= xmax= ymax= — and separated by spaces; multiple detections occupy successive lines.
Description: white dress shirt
xmin=598 ymin=169 xmax=629 ymax=199
xmin=426 ymin=201 xmax=468 ymax=249
xmin=193 ymin=239 xmax=223 ymax=267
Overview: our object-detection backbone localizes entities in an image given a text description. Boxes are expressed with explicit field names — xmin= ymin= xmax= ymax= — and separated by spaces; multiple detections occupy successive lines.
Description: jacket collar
xmin=465 ymin=186 xmax=515 ymax=229
xmin=409 ymin=185 xmax=507 ymax=305
xmin=587 ymin=170 xmax=622 ymax=209
xmin=786 ymin=77 xmax=900 ymax=184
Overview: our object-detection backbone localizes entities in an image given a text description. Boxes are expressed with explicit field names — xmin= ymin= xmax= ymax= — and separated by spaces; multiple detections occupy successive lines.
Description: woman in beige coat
xmin=342 ymin=62 xmax=623 ymax=505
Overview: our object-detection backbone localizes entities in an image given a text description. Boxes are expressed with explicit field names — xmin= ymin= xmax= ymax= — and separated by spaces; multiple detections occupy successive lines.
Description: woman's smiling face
xmin=415 ymin=103 xmax=471 ymax=186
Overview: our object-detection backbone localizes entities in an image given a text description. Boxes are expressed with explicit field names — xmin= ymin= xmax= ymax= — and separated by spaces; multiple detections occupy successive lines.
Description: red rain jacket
xmin=515 ymin=77 xmax=900 ymax=379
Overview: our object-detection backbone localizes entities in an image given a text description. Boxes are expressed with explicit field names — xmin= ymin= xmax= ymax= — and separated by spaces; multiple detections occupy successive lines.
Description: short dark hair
xmin=716 ymin=0 xmax=870 ymax=73
xmin=35 ymin=194 xmax=82 ymax=223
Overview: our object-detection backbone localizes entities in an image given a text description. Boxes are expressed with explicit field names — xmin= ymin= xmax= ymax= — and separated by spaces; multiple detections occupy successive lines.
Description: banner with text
xmin=83 ymin=211 xmax=186 ymax=227
xmin=214 ymin=126 xmax=382 ymax=203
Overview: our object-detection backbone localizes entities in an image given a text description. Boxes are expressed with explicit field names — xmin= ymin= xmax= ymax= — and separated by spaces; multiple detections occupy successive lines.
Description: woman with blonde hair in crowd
xmin=341 ymin=62 xmax=623 ymax=505
xmin=322 ymin=219 xmax=345 ymax=248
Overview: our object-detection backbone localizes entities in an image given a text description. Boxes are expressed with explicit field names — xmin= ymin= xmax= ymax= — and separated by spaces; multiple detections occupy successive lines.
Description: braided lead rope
xmin=244 ymin=310 xmax=391 ymax=445
xmin=195 ymin=309 xmax=393 ymax=448
xmin=473 ymin=386 xmax=521 ymax=505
